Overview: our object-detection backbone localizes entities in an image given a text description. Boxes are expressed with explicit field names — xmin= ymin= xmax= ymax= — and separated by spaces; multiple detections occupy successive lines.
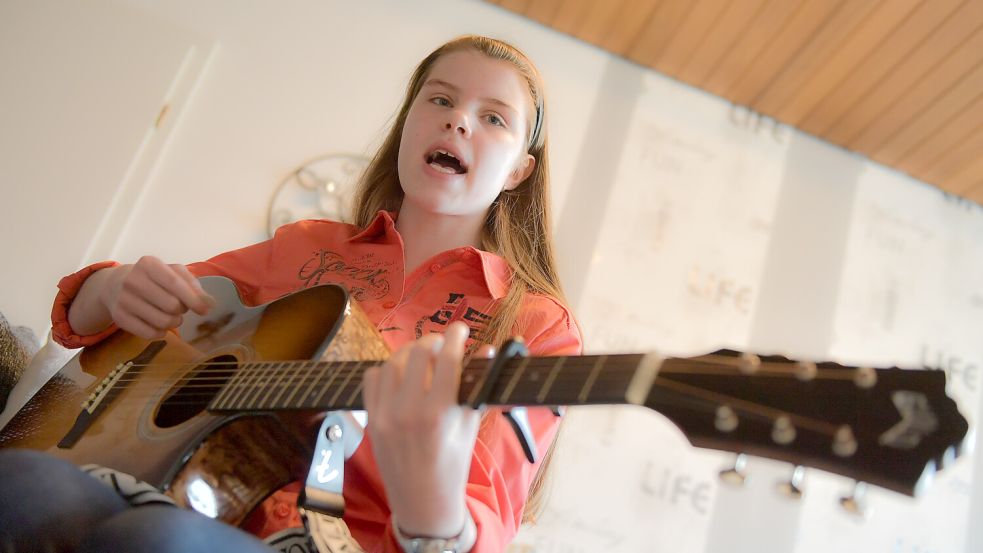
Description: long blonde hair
xmin=351 ymin=35 xmax=569 ymax=523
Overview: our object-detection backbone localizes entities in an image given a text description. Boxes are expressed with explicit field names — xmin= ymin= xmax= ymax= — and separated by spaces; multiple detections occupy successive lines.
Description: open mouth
xmin=426 ymin=149 xmax=468 ymax=175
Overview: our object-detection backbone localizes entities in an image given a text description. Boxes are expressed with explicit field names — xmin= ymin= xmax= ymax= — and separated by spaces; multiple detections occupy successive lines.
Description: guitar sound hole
xmin=154 ymin=355 xmax=238 ymax=428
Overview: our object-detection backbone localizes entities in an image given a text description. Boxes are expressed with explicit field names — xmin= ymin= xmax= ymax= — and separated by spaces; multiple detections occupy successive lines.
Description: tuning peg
xmin=839 ymin=481 xmax=868 ymax=518
xmin=776 ymin=465 xmax=805 ymax=499
xmin=795 ymin=360 xmax=817 ymax=381
xmin=718 ymin=453 xmax=748 ymax=487
xmin=772 ymin=415 xmax=796 ymax=445
xmin=914 ymin=459 xmax=937 ymax=496
xmin=833 ymin=425 xmax=858 ymax=457
xmin=959 ymin=427 xmax=976 ymax=457
xmin=715 ymin=405 xmax=738 ymax=433
xmin=941 ymin=445 xmax=957 ymax=468
xmin=854 ymin=366 xmax=877 ymax=389
xmin=739 ymin=352 xmax=760 ymax=374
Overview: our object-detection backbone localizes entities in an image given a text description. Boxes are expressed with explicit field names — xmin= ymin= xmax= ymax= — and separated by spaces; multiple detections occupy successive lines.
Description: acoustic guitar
xmin=0 ymin=276 xmax=969 ymax=526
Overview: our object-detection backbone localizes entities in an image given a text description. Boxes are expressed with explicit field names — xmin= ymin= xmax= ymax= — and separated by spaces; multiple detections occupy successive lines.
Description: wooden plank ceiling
xmin=486 ymin=0 xmax=983 ymax=205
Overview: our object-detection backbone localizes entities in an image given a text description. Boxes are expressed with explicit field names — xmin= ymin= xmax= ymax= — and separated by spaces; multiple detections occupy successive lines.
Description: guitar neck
xmin=206 ymin=347 xmax=968 ymax=497
xmin=208 ymin=354 xmax=659 ymax=412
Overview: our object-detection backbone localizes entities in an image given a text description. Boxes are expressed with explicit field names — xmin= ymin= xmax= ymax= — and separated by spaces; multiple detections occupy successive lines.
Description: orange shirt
xmin=51 ymin=211 xmax=582 ymax=552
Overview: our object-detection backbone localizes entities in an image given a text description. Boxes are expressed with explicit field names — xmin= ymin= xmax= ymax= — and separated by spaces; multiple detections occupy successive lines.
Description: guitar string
xmin=92 ymin=358 xmax=635 ymax=399
xmin=77 ymin=375 xmax=844 ymax=444
xmin=80 ymin=360 xmax=848 ymax=438
xmin=106 ymin=357 xmax=864 ymax=384
xmin=97 ymin=359 xmax=870 ymax=407
xmin=652 ymin=377 xmax=840 ymax=435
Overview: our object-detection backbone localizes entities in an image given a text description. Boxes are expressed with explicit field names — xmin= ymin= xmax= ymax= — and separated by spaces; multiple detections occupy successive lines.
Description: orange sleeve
xmin=51 ymin=232 xmax=279 ymax=349
xmin=51 ymin=261 xmax=121 ymax=349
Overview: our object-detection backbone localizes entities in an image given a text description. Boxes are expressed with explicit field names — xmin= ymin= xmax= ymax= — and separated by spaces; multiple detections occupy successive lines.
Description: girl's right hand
xmin=99 ymin=256 xmax=215 ymax=340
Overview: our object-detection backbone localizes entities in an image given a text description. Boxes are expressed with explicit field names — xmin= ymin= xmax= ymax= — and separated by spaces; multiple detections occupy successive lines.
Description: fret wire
xmin=327 ymin=361 xmax=360 ymax=408
xmin=122 ymin=353 xmax=660 ymax=377
xmin=346 ymin=376 xmax=364 ymax=408
xmin=216 ymin=362 xmax=244 ymax=409
xmin=291 ymin=361 xmax=320 ymax=406
xmin=496 ymin=356 xmax=635 ymax=404
xmin=536 ymin=357 xmax=565 ymax=404
xmin=309 ymin=361 xmax=344 ymax=408
xmin=127 ymin=356 xmax=631 ymax=381
xmin=212 ymin=354 xmax=659 ymax=409
xmin=252 ymin=361 xmax=282 ymax=410
xmin=478 ymin=355 xmax=640 ymax=406
xmin=597 ymin=355 xmax=645 ymax=402
xmin=246 ymin=360 xmax=275 ymax=408
xmin=257 ymin=363 xmax=284 ymax=409
xmin=249 ymin=361 xmax=271 ymax=409
xmin=500 ymin=357 xmax=531 ymax=404
xmin=267 ymin=361 xmax=295 ymax=409
xmin=579 ymin=355 xmax=606 ymax=403
xmin=335 ymin=366 xmax=359 ymax=407
xmin=466 ymin=359 xmax=493 ymax=406
xmin=211 ymin=365 xmax=238 ymax=409
xmin=123 ymin=355 xmax=660 ymax=408
xmin=228 ymin=361 xmax=263 ymax=410
xmin=300 ymin=361 xmax=331 ymax=407
xmin=458 ymin=359 xmax=490 ymax=404
xmin=280 ymin=360 xmax=309 ymax=409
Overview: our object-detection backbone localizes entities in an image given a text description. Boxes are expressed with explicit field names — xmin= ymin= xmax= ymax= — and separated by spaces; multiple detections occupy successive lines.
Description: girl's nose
xmin=444 ymin=112 xmax=471 ymax=137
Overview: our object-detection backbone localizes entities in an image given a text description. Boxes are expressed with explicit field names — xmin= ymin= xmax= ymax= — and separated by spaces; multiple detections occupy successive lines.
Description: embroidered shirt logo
xmin=415 ymin=292 xmax=492 ymax=347
xmin=298 ymin=250 xmax=392 ymax=301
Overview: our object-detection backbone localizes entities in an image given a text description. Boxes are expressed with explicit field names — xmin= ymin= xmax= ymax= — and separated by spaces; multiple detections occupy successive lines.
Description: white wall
xmin=3 ymin=1 xmax=981 ymax=552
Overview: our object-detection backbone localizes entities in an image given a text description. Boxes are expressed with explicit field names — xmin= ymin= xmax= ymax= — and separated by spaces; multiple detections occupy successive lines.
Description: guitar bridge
xmin=57 ymin=340 xmax=167 ymax=448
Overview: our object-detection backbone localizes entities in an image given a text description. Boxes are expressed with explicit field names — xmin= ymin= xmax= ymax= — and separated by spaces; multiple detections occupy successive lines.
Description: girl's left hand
xmin=362 ymin=321 xmax=483 ymax=538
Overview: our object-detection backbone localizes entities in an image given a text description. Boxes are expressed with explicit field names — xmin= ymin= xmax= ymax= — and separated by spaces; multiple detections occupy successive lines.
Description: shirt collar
xmin=347 ymin=210 xmax=399 ymax=243
xmin=349 ymin=210 xmax=512 ymax=300
xmin=474 ymin=249 xmax=511 ymax=300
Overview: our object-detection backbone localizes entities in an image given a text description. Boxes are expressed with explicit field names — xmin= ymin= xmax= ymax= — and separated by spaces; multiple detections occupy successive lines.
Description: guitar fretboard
xmin=208 ymin=354 xmax=656 ymax=412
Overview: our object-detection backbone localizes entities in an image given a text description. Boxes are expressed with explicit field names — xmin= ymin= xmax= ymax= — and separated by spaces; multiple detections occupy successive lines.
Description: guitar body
xmin=0 ymin=276 xmax=389 ymax=524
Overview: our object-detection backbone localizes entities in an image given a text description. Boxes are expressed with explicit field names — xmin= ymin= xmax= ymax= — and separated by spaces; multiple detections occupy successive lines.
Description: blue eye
xmin=487 ymin=114 xmax=505 ymax=127
xmin=432 ymin=97 xmax=451 ymax=107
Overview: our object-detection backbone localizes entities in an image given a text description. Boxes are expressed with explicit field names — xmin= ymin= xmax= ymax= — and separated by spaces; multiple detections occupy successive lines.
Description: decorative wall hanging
xmin=267 ymin=154 xmax=370 ymax=237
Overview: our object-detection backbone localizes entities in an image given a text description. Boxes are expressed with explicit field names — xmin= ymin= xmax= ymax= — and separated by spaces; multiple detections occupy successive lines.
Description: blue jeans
xmin=0 ymin=449 xmax=274 ymax=552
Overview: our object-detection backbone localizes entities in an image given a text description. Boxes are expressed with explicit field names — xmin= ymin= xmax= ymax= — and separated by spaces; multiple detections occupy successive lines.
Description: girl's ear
xmin=504 ymin=154 xmax=536 ymax=191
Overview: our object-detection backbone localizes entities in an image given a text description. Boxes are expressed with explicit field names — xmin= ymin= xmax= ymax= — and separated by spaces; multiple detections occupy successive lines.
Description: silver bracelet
xmin=391 ymin=512 xmax=477 ymax=553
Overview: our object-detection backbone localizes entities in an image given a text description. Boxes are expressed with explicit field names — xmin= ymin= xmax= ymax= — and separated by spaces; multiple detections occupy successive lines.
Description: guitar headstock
xmin=646 ymin=349 xmax=970 ymax=496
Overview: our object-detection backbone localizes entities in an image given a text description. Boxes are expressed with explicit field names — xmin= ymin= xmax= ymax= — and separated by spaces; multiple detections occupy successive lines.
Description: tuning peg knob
xmin=715 ymin=405 xmax=738 ymax=433
xmin=854 ymin=366 xmax=877 ymax=389
xmin=772 ymin=415 xmax=796 ymax=445
xmin=914 ymin=459 xmax=937 ymax=496
xmin=940 ymin=445 xmax=957 ymax=468
xmin=739 ymin=352 xmax=760 ymax=374
xmin=839 ymin=481 xmax=868 ymax=517
xmin=776 ymin=465 xmax=805 ymax=499
xmin=833 ymin=425 xmax=858 ymax=457
xmin=719 ymin=453 xmax=748 ymax=487
xmin=795 ymin=360 xmax=817 ymax=381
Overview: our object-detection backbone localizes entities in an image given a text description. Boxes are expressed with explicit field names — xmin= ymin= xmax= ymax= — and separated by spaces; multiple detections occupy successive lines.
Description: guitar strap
xmin=81 ymin=463 xmax=176 ymax=508
xmin=297 ymin=411 xmax=366 ymax=553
